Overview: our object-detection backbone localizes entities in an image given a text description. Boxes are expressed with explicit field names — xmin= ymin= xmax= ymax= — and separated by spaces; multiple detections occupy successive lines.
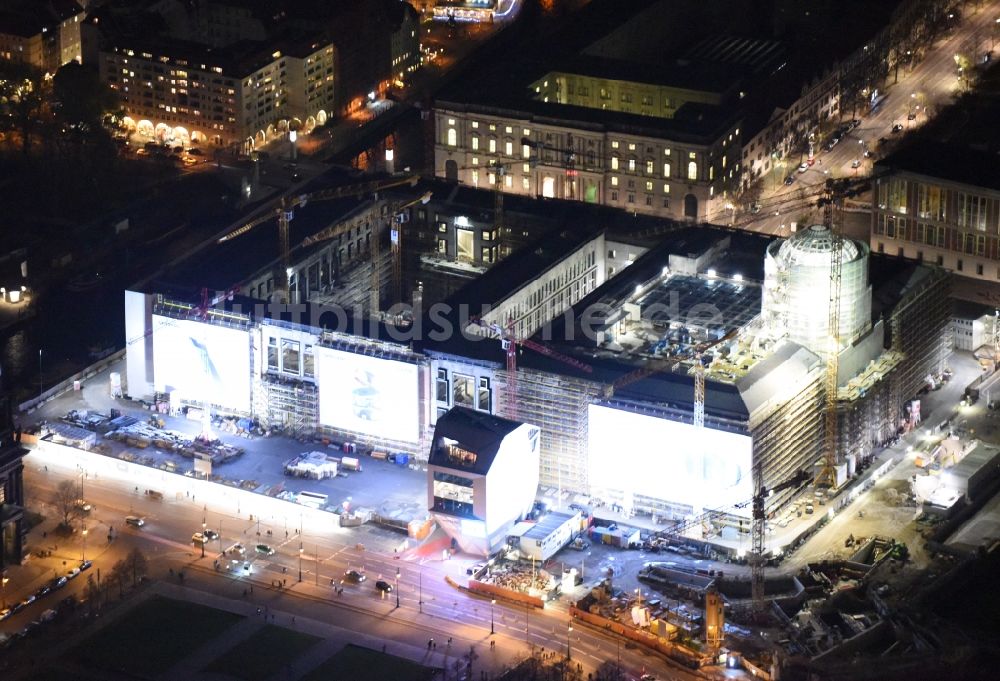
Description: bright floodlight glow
xmin=733 ymin=273 xmax=743 ymax=282
xmin=385 ymin=149 xmax=394 ymax=162
xmin=706 ymin=268 xmax=717 ymax=278
xmin=289 ymin=130 xmax=297 ymax=143
xmin=152 ymin=316 xmax=252 ymax=412
xmin=588 ymin=404 xmax=752 ymax=515
xmin=317 ymin=347 xmax=420 ymax=442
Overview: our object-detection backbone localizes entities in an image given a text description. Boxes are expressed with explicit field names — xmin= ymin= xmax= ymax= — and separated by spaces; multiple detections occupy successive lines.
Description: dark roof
xmin=428 ymin=406 xmax=522 ymax=476
xmin=876 ymin=141 xmax=1000 ymax=193
xmin=868 ymin=254 xmax=942 ymax=322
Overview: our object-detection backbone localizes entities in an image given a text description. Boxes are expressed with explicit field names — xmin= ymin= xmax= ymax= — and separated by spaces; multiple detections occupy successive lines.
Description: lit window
xmin=663 ymin=183 xmax=670 ymax=194
xmin=505 ymin=126 xmax=512 ymax=133
xmin=505 ymin=140 xmax=513 ymax=156
xmin=447 ymin=128 xmax=457 ymax=146
xmin=522 ymin=163 xmax=530 ymax=173
xmin=645 ymin=181 xmax=653 ymax=191
xmin=471 ymin=136 xmax=479 ymax=150
xmin=611 ymin=156 xmax=619 ymax=171
xmin=611 ymin=141 xmax=619 ymax=149
xmin=687 ymin=161 xmax=697 ymax=180
xmin=523 ymin=128 xmax=530 ymax=136
xmin=645 ymin=160 xmax=654 ymax=174
xmin=448 ymin=118 xmax=455 ymax=125
xmin=628 ymin=158 xmax=636 ymax=172
xmin=611 ymin=176 xmax=618 ymax=187
xmin=471 ymin=169 xmax=479 ymax=185
xmin=522 ymin=177 xmax=530 ymax=190
xmin=663 ymin=163 xmax=671 ymax=177
xmin=488 ymin=138 xmax=496 ymax=153
xmin=522 ymin=143 xmax=530 ymax=159
xmin=628 ymin=143 xmax=636 ymax=151
xmin=472 ymin=121 xmax=479 ymax=129
xmin=689 ymin=151 xmax=696 ymax=159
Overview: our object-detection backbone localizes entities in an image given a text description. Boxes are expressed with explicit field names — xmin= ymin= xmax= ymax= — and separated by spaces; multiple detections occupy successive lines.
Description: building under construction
xmin=123 ymin=175 xmax=951 ymax=556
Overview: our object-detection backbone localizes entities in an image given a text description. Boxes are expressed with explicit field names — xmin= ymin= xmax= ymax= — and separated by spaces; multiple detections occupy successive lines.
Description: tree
xmin=53 ymin=480 xmax=81 ymax=528
xmin=124 ymin=547 xmax=148 ymax=586
xmin=0 ymin=59 xmax=49 ymax=154
xmin=110 ymin=559 xmax=129 ymax=598
xmin=84 ymin=574 xmax=101 ymax=615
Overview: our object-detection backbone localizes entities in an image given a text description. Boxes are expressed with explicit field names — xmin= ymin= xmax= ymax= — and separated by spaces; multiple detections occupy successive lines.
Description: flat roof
xmin=523 ymin=510 xmax=578 ymax=540
xmin=877 ymin=141 xmax=1000 ymax=193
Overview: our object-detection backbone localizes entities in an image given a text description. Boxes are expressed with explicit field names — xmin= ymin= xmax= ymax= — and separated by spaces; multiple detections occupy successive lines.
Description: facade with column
xmin=0 ymin=393 xmax=26 ymax=572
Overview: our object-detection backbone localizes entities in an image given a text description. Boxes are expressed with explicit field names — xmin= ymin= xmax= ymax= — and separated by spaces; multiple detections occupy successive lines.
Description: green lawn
xmin=203 ymin=624 xmax=321 ymax=681
xmin=70 ymin=596 xmax=243 ymax=677
xmin=302 ymin=644 xmax=437 ymax=681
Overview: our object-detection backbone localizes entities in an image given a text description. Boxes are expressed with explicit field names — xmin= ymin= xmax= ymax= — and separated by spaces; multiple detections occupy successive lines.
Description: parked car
xmin=784 ymin=175 xmax=796 ymax=186
xmin=344 ymin=569 xmax=367 ymax=583
xmin=375 ymin=580 xmax=393 ymax=593
xmin=891 ymin=123 xmax=904 ymax=133
xmin=0 ymin=608 xmax=11 ymax=621
xmin=851 ymin=159 xmax=862 ymax=168
xmin=80 ymin=560 xmax=93 ymax=571
xmin=797 ymin=162 xmax=809 ymax=173
xmin=255 ymin=544 xmax=275 ymax=556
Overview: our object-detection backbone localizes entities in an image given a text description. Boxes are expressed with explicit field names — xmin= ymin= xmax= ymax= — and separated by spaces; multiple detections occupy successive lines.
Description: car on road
xmin=227 ymin=543 xmax=246 ymax=556
xmin=125 ymin=515 xmax=145 ymax=527
xmin=851 ymin=159 xmax=862 ymax=168
xmin=192 ymin=532 xmax=208 ymax=545
xmin=20 ymin=595 xmax=36 ymax=609
xmin=80 ymin=560 xmax=93 ymax=572
xmin=344 ymin=569 xmax=367 ymax=583
xmin=0 ymin=608 xmax=11 ymax=621
xmin=891 ymin=123 xmax=904 ymax=133
xmin=784 ymin=174 xmax=796 ymax=186
xmin=66 ymin=566 xmax=81 ymax=580
xmin=50 ymin=576 xmax=68 ymax=591
xmin=797 ymin=162 xmax=809 ymax=173
xmin=375 ymin=580 xmax=393 ymax=593
xmin=203 ymin=529 xmax=219 ymax=541
xmin=74 ymin=499 xmax=92 ymax=512
xmin=255 ymin=544 xmax=275 ymax=556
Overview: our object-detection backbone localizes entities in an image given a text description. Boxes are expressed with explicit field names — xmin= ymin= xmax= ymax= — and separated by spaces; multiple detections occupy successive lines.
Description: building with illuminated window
xmin=0 ymin=391 xmax=27 ymax=571
xmin=428 ymin=407 xmax=540 ymax=556
xmin=0 ymin=0 xmax=83 ymax=73
xmin=97 ymin=37 xmax=335 ymax=150
xmin=872 ymin=141 xmax=1000 ymax=282
xmin=86 ymin=0 xmax=418 ymax=150
xmin=432 ymin=0 xmax=498 ymax=23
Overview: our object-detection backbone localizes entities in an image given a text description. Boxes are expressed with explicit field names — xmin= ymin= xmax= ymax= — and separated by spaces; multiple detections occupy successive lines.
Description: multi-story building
xmin=0 ymin=392 xmax=27 ymax=571
xmin=872 ymin=141 xmax=1000 ymax=282
xmin=99 ymin=37 xmax=335 ymax=150
xmin=0 ymin=0 xmax=83 ymax=74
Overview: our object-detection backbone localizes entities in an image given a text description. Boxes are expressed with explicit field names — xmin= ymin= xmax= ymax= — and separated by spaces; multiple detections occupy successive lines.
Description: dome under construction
xmin=762 ymin=225 xmax=872 ymax=353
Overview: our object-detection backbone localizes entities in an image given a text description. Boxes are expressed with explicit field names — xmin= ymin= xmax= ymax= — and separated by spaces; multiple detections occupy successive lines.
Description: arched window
xmin=687 ymin=161 xmax=698 ymax=181
xmin=447 ymin=128 xmax=457 ymax=146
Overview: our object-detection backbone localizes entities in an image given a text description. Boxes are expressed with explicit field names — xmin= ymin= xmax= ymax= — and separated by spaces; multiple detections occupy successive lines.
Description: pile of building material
xmin=284 ymin=451 xmax=339 ymax=479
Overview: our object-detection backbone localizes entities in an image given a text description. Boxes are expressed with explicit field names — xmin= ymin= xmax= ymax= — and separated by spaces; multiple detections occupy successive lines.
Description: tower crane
xmin=217 ymin=174 xmax=420 ymax=308
xmin=749 ymin=468 xmax=813 ymax=616
xmin=469 ymin=318 xmax=592 ymax=420
xmin=814 ymin=177 xmax=871 ymax=489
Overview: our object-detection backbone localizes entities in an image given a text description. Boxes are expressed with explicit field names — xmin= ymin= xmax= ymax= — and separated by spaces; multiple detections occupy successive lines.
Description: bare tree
xmin=124 ymin=547 xmax=149 ymax=586
xmin=111 ymin=559 xmax=129 ymax=598
xmin=84 ymin=574 xmax=101 ymax=615
xmin=54 ymin=479 xmax=81 ymax=528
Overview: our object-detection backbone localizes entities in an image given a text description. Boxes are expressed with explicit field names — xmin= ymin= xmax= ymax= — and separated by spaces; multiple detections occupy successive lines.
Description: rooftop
xmin=428 ymin=406 xmax=524 ymax=476
xmin=876 ymin=141 xmax=1000 ymax=193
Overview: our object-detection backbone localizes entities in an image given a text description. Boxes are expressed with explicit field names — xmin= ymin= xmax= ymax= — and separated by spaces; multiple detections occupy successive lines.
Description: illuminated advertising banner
xmin=316 ymin=347 xmax=420 ymax=443
xmin=152 ymin=316 xmax=252 ymax=413
xmin=588 ymin=404 xmax=752 ymax=514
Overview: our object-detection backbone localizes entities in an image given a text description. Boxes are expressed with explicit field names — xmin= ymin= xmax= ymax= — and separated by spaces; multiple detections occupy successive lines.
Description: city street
xmin=2 ymin=447 xmax=702 ymax=681
xmin=736 ymin=1 xmax=1000 ymax=237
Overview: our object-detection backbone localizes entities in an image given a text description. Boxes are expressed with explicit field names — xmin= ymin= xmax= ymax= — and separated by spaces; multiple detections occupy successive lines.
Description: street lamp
xmin=2 ymin=573 xmax=9 ymax=608
xmin=566 ymin=621 xmax=573 ymax=660
xmin=491 ymin=598 xmax=496 ymax=635
xmin=81 ymin=526 xmax=88 ymax=562
xmin=201 ymin=522 xmax=207 ymax=558
xmin=395 ymin=568 xmax=401 ymax=608
xmin=298 ymin=545 xmax=303 ymax=582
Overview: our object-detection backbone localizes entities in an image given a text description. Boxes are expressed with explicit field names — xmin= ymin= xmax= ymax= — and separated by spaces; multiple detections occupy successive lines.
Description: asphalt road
xmin=4 ymin=454 xmax=703 ymax=681
xmin=736 ymin=1 xmax=1000 ymax=237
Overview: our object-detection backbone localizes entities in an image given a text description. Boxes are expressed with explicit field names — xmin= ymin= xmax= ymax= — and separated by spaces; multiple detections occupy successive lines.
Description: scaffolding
xmin=505 ymin=367 xmax=597 ymax=495
xmin=256 ymin=375 xmax=319 ymax=436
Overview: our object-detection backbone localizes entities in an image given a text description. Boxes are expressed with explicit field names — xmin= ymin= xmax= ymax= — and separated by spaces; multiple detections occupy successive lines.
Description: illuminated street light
xmin=82 ymin=526 xmax=88 ymax=562
xmin=298 ymin=545 xmax=304 ymax=582
xmin=3 ymin=572 xmax=9 ymax=608
xmin=201 ymin=522 xmax=207 ymax=558
xmin=396 ymin=568 xmax=401 ymax=608
xmin=491 ymin=598 xmax=496 ymax=635
xmin=566 ymin=621 xmax=573 ymax=660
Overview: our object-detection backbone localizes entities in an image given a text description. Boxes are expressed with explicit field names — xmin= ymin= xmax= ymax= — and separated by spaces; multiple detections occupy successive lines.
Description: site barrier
xmin=468 ymin=579 xmax=544 ymax=609
xmin=19 ymin=349 xmax=126 ymax=413
xmin=568 ymin=605 xmax=706 ymax=669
